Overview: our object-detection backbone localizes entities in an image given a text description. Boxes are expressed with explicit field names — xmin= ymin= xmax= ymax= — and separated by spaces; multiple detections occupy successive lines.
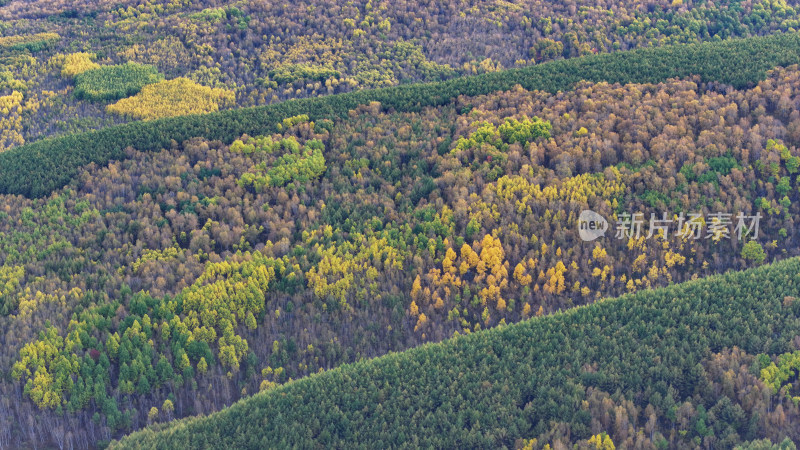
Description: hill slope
xmin=1 ymin=0 xmax=798 ymax=152
xmin=7 ymin=51 xmax=800 ymax=448
xmin=112 ymin=258 xmax=800 ymax=449
xmin=4 ymin=32 xmax=800 ymax=198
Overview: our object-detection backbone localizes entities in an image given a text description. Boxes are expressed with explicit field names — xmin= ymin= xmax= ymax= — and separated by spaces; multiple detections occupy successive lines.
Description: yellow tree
xmin=514 ymin=262 xmax=532 ymax=286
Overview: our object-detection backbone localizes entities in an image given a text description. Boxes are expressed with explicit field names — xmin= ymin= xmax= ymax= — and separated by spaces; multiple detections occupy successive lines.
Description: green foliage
xmin=735 ymin=438 xmax=798 ymax=450
xmin=238 ymin=138 xmax=326 ymax=191
xmin=74 ymin=63 xmax=163 ymax=102
xmin=229 ymin=135 xmax=280 ymax=154
xmin=176 ymin=251 xmax=288 ymax=370
xmin=12 ymin=325 xmax=80 ymax=410
xmin=759 ymin=351 xmax=800 ymax=400
xmin=0 ymin=33 xmax=60 ymax=53
xmin=190 ymin=7 xmax=228 ymax=23
xmin=466 ymin=217 xmax=481 ymax=239
xmin=455 ymin=116 xmax=551 ymax=153
xmin=5 ymin=33 xmax=800 ymax=198
xmin=0 ymin=264 xmax=24 ymax=315
xmin=111 ymin=257 xmax=800 ymax=448
xmin=10 ymin=249 xmax=292 ymax=420
xmin=771 ymin=139 xmax=800 ymax=175
xmin=279 ymin=114 xmax=310 ymax=130
xmin=741 ymin=241 xmax=766 ymax=264
xmin=0 ymin=70 xmax=26 ymax=91
xmin=498 ymin=117 xmax=552 ymax=145
xmin=682 ymin=153 xmax=740 ymax=186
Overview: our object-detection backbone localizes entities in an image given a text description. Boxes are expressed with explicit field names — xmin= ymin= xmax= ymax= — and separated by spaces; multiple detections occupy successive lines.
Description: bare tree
xmin=51 ymin=425 xmax=65 ymax=450
xmin=0 ymin=417 xmax=11 ymax=449
xmin=25 ymin=414 xmax=38 ymax=450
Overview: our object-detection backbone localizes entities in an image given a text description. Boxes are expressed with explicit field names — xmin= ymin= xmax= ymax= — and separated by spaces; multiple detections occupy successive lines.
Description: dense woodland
xmin=4 ymin=59 xmax=800 ymax=446
xmin=2 ymin=1 xmax=800 ymax=449
xmin=4 ymin=32 xmax=800 ymax=198
xmin=0 ymin=0 xmax=800 ymax=151
xmin=112 ymin=257 xmax=800 ymax=448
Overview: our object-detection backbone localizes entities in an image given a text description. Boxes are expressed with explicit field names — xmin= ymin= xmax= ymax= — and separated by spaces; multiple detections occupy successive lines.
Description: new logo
xmin=578 ymin=210 xmax=608 ymax=242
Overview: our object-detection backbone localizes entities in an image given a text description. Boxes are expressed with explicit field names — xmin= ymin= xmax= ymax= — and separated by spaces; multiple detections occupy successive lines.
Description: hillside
xmin=3 ymin=32 xmax=800 ymax=198
xmin=4 ymin=3 xmax=800 ymax=449
xmin=111 ymin=257 xmax=800 ymax=448
xmin=5 ymin=37 xmax=800 ymax=447
xmin=0 ymin=0 xmax=800 ymax=152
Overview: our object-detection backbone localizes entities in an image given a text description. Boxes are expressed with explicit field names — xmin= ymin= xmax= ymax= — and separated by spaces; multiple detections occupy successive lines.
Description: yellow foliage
xmin=632 ymin=254 xmax=647 ymax=271
xmin=260 ymin=379 xmax=278 ymax=392
xmin=411 ymin=275 xmax=421 ymax=299
xmin=541 ymin=168 xmax=626 ymax=205
xmin=442 ymin=254 xmax=453 ymax=272
xmin=12 ymin=326 xmax=79 ymax=409
xmin=0 ymin=91 xmax=23 ymax=112
xmin=476 ymin=260 xmax=487 ymax=275
xmin=306 ymin=234 xmax=404 ymax=306
xmin=664 ymin=250 xmax=687 ymax=268
xmin=648 ymin=263 xmax=660 ymax=280
xmin=522 ymin=302 xmax=531 ymax=317
xmin=592 ymin=245 xmax=607 ymax=260
xmin=409 ymin=300 xmax=419 ymax=317
xmin=107 ymin=77 xmax=235 ymax=120
xmin=17 ymin=290 xmax=68 ymax=319
xmin=0 ymin=264 xmax=24 ymax=298
xmin=461 ymin=243 xmax=480 ymax=267
xmin=514 ymin=262 xmax=532 ymax=286
xmin=588 ymin=433 xmax=616 ymax=450
xmin=414 ymin=312 xmax=428 ymax=331
xmin=479 ymin=234 xmax=504 ymax=269
xmin=54 ymin=52 xmax=100 ymax=78
xmin=543 ymin=261 xmax=567 ymax=294
xmin=177 ymin=251 xmax=281 ymax=370
xmin=148 ymin=407 xmax=159 ymax=423
xmin=132 ymin=246 xmax=182 ymax=272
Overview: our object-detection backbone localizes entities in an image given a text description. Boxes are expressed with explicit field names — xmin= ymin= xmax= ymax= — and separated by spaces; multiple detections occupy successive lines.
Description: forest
xmin=0 ymin=0 xmax=799 ymax=153
xmin=2 ymin=0 xmax=800 ymax=448
xmin=4 ymin=60 xmax=800 ymax=446
xmin=3 ymin=32 xmax=800 ymax=198
xmin=111 ymin=257 xmax=800 ymax=448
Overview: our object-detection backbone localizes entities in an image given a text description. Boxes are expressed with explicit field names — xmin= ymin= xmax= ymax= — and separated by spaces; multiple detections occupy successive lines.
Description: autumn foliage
xmin=107 ymin=77 xmax=235 ymax=120
xmin=4 ymin=2 xmax=800 ymax=448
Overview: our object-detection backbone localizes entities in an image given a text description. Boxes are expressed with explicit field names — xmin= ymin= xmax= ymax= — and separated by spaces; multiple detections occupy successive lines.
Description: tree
xmin=162 ymin=400 xmax=174 ymax=421
xmin=197 ymin=357 xmax=208 ymax=375
xmin=148 ymin=407 xmax=159 ymax=424
xmin=741 ymin=241 xmax=766 ymax=264
xmin=245 ymin=312 xmax=257 ymax=330
xmin=588 ymin=433 xmax=616 ymax=450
